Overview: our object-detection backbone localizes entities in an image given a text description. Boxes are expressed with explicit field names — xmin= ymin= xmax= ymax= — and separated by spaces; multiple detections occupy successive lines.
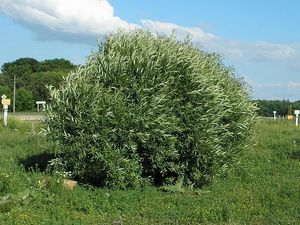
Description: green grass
xmin=0 ymin=119 xmax=299 ymax=224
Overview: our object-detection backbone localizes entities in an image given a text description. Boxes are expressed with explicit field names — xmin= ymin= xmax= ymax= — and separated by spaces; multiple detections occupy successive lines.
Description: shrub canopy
xmin=46 ymin=30 xmax=256 ymax=188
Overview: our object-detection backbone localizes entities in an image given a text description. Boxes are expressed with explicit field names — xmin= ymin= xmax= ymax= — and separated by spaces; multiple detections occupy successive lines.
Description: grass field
xmin=0 ymin=118 xmax=299 ymax=224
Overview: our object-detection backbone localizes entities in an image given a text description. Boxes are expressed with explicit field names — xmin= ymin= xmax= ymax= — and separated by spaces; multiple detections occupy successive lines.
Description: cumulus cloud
xmin=0 ymin=0 xmax=138 ymax=43
xmin=0 ymin=0 xmax=299 ymax=65
xmin=141 ymin=20 xmax=218 ymax=44
xmin=250 ymin=42 xmax=297 ymax=61
xmin=142 ymin=20 xmax=299 ymax=63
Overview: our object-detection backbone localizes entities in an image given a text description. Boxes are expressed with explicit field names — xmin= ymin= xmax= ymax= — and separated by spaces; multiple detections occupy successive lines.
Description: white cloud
xmin=0 ymin=0 xmax=299 ymax=66
xmin=0 ymin=0 xmax=138 ymax=43
xmin=142 ymin=20 xmax=298 ymax=63
xmin=254 ymin=82 xmax=300 ymax=89
xmin=287 ymin=82 xmax=300 ymax=89
xmin=141 ymin=20 xmax=217 ymax=44
xmin=248 ymin=42 xmax=297 ymax=62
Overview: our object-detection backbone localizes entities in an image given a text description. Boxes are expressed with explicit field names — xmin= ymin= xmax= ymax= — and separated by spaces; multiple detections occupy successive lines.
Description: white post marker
xmin=295 ymin=110 xmax=300 ymax=126
xmin=273 ymin=111 xmax=277 ymax=121
xmin=1 ymin=95 xmax=11 ymax=127
xmin=3 ymin=105 xmax=8 ymax=127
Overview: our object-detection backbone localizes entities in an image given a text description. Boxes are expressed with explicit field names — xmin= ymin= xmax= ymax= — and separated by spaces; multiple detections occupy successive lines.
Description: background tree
xmin=15 ymin=88 xmax=35 ymax=111
xmin=0 ymin=58 xmax=76 ymax=111
xmin=1 ymin=58 xmax=39 ymax=88
xmin=39 ymin=58 xmax=75 ymax=72
xmin=255 ymin=99 xmax=300 ymax=117
xmin=0 ymin=85 xmax=13 ymax=99
xmin=28 ymin=71 xmax=66 ymax=101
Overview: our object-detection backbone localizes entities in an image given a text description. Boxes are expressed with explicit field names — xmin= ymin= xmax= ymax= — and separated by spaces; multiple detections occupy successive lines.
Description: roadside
xmin=10 ymin=114 xmax=44 ymax=121
xmin=6 ymin=112 xmax=45 ymax=121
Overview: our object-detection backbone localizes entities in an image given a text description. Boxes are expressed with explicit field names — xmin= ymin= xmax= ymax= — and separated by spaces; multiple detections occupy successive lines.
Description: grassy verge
xmin=5 ymin=111 xmax=45 ymax=116
xmin=0 ymin=119 xmax=299 ymax=224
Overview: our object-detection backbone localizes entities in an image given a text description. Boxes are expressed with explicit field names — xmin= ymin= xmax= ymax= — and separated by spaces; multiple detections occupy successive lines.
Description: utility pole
xmin=13 ymin=74 xmax=16 ymax=113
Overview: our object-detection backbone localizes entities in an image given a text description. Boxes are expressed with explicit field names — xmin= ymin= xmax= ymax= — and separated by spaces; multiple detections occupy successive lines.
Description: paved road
xmin=10 ymin=114 xmax=45 ymax=121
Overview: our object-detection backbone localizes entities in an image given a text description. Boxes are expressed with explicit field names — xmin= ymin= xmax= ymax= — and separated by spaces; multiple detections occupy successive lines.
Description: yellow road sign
xmin=2 ymin=99 xmax=11 ymax=105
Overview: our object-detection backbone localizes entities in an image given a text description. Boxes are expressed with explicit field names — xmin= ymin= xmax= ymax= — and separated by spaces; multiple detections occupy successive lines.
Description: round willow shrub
xmin=46 ymin=30 xmax=256 ymax=189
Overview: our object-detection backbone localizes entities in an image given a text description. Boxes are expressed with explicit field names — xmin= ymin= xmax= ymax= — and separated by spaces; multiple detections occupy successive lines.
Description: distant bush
xmin=0 ymin=86 xmax=12 ymax=99
xmin=46 ymin=30 xmax=256 ymax=189
xmin=0 ymin=57 xmax=76 ymax=111
xmin=16 ymin=88 xmax=35 ymax=111
xmin=255 ymin=99 xmax=300 ymax=117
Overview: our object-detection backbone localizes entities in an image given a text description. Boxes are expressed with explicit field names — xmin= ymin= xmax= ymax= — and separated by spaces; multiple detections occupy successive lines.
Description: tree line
xmin=255 ymin=99 xmax=300 ymax=117
xmin=0 ymin=58 xmax=76 ymax=111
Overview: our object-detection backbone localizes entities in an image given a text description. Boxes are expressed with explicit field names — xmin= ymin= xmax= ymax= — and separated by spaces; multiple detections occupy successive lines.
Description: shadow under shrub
xmin=45 ymin=30 xmax=256 ymax=189
xmin=19 ymin=152 xmax=55 ymax=172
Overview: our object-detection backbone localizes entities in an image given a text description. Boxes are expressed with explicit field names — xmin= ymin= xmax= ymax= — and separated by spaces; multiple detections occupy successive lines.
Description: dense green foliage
xmin=15 ymin=88 xmax=35 ymax=111
xmin=28 ymin=71 xmax=66 ymax=101
xmin=46 ymin=31 xmax=256 ymax=188
xmin=0 ymin=58 xmax=76 ymax=111
xmin=0 ymin=119 xmax=299 ymax=224
xmin=0 ymin=86 xmax=12 ymax=99
xmin=255 ymin=99 xmax=300 ymax=117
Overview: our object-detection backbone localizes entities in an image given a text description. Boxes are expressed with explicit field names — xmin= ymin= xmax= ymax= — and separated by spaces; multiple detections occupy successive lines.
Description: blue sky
xmin=0 ymin=0 xmax=299 ymax=100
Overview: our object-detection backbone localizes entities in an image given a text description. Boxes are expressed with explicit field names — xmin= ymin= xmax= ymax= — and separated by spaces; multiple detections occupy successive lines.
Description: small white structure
xmin=273 ymin=111 xmax=277 ymax=121
xmin=36 ymin=101 xmax=46 ymax=112
xmin=295 ymin=110 xmax=300 ymax=126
